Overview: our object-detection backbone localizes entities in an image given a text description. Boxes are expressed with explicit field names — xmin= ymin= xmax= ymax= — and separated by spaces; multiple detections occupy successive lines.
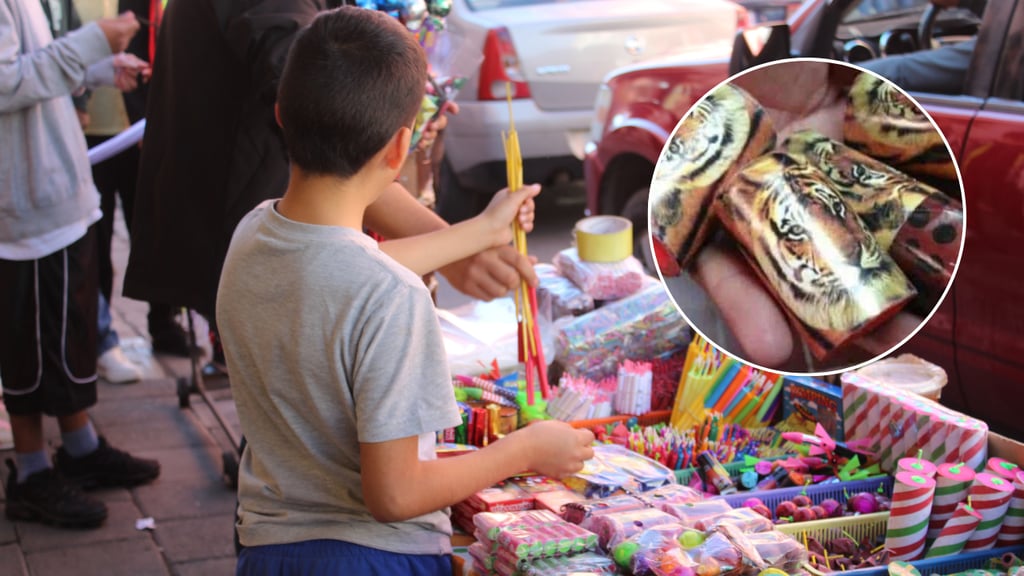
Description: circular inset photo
xmin=648 ymin=58 xmax=965 ymax=375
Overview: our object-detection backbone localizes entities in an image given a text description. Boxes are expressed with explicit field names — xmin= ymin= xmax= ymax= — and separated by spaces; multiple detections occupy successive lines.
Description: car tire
xmin=436 ymin=156 xmax=487 ymax=224
xmin=620 ymin=187 xmax=655 ymax=273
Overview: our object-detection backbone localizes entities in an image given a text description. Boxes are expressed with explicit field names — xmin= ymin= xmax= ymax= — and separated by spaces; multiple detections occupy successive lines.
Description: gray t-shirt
xmin=217 ymin=200 xmax=462 ymax=554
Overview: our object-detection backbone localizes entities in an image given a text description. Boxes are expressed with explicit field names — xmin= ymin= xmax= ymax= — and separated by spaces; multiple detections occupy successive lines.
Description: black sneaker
xmin=5 ymin=460 xmax=107 ymax=528
xmin=150 ymin=324 xmax=195 ymax=358
xmin=54 ymin=437 xmax=161 ymax=490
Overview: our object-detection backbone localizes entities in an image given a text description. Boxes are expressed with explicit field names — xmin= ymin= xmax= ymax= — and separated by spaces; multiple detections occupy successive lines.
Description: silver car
xmin=435 ymin=0 xmax=746 ymax=221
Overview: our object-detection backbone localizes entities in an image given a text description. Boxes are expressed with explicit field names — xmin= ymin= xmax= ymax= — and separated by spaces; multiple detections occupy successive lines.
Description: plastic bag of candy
xmin=580 ymin=507 xmax=680 ymax=551
xmin=693 ymin=507 xmax=776 ymax=534
xmin=519 ymin=551 xmax=619 ymax=575
xmin=637 ymin=484 xmax=704 ymax=507
xmin=659 ymin=499 xmax=734 ymax=528
xmin=561 ymin=494 xmax=647 ymax=525
xmin=535 ymin=263 xmax=595 ymax=321
xmin=553 ymin=247 xmax=644 ymax=301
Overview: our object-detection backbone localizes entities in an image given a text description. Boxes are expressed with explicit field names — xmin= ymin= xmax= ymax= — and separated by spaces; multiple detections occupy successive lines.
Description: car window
xmin=465 ymin=0 xmax=593 ymax=10
xmin=843 ymin=0 xmax=930 ymax=23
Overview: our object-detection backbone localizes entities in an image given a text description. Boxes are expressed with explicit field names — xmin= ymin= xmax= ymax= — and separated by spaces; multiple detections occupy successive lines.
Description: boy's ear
xmin=384 ymin=126 xmax=412 ymax=170
xmin=274 ymin=102 xmax=283 ymax=129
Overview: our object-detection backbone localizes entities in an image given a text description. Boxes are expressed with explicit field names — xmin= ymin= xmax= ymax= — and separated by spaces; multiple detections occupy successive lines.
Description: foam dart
xmin=649 ymin=82 xmax=776 ymax=276
xmin=715 ymin=153 xmax=917 ymax=360
xmin=925 ymin=500 xmax=982 ymax=558
xmin=844 ymin=72 xmax=956 ymax=182
xmin=996 ymin=470 xmax=1024 ymax=547
xmin=987 ymin=458 xmax=1021 ymax=481
xmin=885 ymin=471 xmax=936 ymax=561
xmin=928 ymin=462 xmax=976 ymax=540
xmin=964 ymin=472 xmax=1015 ymax=551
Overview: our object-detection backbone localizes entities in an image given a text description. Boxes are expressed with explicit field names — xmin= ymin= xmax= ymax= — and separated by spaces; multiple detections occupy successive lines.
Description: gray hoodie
xmin=0 ymin=0 xmax=111 ymax=260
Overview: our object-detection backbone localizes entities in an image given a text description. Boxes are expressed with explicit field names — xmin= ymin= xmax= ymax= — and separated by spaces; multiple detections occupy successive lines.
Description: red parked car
xmin=584 ymin=0 xmax=1024 ymax=439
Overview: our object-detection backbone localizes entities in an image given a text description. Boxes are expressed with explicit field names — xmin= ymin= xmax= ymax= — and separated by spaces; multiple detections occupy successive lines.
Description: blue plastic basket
xmin=673 ymin=456 xmax=789 ymax=485
xmin=819 ymin=545 xmax=1024 ymax=576
xmin=718 ymin=476 xmax=895 ymax=512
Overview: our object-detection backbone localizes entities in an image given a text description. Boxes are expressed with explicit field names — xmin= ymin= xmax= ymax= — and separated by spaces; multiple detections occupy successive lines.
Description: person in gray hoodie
xmin=0 ymin=1 xmax=159 ymax=528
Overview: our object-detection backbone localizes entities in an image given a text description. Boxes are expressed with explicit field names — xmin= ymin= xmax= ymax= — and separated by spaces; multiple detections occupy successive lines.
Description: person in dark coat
xmin=124 ymin=0 xmax=537 ymax=329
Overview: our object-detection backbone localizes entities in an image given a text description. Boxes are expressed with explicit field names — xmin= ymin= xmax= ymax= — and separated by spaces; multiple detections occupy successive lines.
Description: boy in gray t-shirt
xmin=216 ymin=7 xmax=595 ymax=575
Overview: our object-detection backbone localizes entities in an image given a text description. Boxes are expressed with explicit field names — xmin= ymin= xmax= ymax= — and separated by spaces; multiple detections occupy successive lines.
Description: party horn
xmin=964 ymin=472 xmax=1015 ymax=550
xmin=715 ymin=153 xmax=917 ymax=360
xmin=649 ymin=82 xmax=775 ymax=276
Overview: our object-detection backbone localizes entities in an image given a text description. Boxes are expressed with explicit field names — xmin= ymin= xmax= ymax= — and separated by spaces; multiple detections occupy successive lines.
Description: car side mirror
xmin=728 ymin=23 xmax=792 ymax=76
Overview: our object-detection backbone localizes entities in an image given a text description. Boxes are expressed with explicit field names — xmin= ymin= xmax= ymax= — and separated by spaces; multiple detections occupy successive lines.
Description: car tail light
xmin=735 ymin=5 xmax=752 ymax=30
xmin=478 ymin=27 xmax=531 ymax=101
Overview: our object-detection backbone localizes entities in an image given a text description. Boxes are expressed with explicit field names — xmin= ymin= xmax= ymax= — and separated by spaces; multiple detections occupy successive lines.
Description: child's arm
xmin=378 ymin=184 xmax=540 ymax=277
xmin=359 ymin=420 xmax=594 ymax=524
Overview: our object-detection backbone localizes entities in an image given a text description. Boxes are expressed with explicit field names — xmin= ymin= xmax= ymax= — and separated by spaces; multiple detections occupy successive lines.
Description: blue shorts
xmin=237 ymin=539 xmax=452 ymax=576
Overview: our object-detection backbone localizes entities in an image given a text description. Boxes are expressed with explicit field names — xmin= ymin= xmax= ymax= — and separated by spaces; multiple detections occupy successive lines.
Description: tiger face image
xmin=650 ymin=83 xmax=774 ymax=272
xmin=845 ymin=72 xmax=955 ymax=181
xmin=717 ymin=154 xmax=916 ymax=344
xmin=786 ymin=131 xmax=933 ymax=250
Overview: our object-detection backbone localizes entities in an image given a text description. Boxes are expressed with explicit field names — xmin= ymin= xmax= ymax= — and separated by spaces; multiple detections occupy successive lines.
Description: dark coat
xmin=123 ymin=0 xmax=341 ymax=317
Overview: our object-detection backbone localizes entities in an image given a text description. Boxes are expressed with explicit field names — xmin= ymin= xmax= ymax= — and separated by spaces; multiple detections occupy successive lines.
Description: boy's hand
xmin=518 ymin=420 xmax=595 ymax=479
xmin=439 ymin=245 xmax=538 ymax=300
xmin=480 ymin=183 xmax=541 ymax=248
xmin=97 ymin=12 xmax=140 ymax=54
xmin=111 ymin=53 xmax=151 ymax=92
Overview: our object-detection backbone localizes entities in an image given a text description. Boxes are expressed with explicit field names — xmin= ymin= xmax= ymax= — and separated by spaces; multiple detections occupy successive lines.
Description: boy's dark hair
xmin=277 ymin=7 xmax=427 ymax=178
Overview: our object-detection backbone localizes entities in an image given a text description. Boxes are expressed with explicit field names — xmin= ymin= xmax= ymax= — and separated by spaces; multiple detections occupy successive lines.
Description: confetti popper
xmin=987 ymin=457 xmax=1022 ymax=481
xmin=925 ymin=500 xmax=983 ymax=558
xmin=996 ymin=470 xmax=1024 ymax=547
xmin=928 ymin=462 xmax=976 ymax=540
xmin=898 ymin=452 xmax=938 ymax=478
xmin=964 ymin=472 xmax=1015 ymax=551
xmin=885 ymin=471 xmax=936 ymax=561
xmin=503 ymin=86 xmax=548 ymax=404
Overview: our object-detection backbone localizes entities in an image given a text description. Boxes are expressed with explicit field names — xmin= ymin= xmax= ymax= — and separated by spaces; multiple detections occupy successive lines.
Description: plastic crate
xmin=718 ymin=475 xmax=894 ymax=511
xmin=792 ymin=544 xmax=1024 ymax=576
xmin=775 ymin=511 xmax=889 ymax=545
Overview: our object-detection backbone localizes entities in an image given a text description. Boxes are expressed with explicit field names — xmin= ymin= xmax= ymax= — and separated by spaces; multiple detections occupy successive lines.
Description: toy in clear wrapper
xmin=553 ymin=247 xmax=645 ymax=301
xmin=519 ymin=551 xmax=619 ymax=575
xmin=580 ymin=507 xmax=680 ymax=550
xmin=659 ymin=499 xmax=734 ymax=528
xmin=637 ymin=484 xmax=704 ymax=507
xmin=564 ymin=443 xmax=676 ymax=498
xmin=534 ymin=263 xmax=594 ymax=320
xmin=698 ymin=451 xmax=738 ymax=495
xmin=554 ymin=283 xmax=691 ymax=381
xmin=693 ymin=507 xmax=776 ymax=533
xmin=561 ymin=494 xmax=647 ymax=525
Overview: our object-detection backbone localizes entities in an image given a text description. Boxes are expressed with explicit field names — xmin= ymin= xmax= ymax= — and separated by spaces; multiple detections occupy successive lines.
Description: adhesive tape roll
xmin=575 ymin=216 xmax=633 ymax=263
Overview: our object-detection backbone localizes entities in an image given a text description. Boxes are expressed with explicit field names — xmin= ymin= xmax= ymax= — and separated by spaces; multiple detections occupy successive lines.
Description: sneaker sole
xmin=5 ymin=501 xmax=107 ymax=529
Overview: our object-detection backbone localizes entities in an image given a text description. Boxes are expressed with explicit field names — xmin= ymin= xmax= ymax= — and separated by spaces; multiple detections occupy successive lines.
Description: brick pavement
xmin=0 ymin=207 xmax=241 ymax=576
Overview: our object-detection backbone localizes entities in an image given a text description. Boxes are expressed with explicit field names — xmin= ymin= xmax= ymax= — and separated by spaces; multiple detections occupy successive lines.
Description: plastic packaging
xmin=580 ymin=508 xmax=680 ymax=551
xmin=659 ymin=499 xmax=735 ymax=529
xmin=852 ymin=353 xmax=948 ymax=401
xmin=553 ymin=247 xmax=645 ymax=301
xmin=746 ymin=530 xmax=808 ymax=573
xmin=561 ymin=494 xmax=647 ymax=525
xmin=554 ymin=283 xmax=691 ymax=381
xmin=565 ymin=444 xmax=676 ymax=498
xmin=693 ymin=507 xmax=776 ymax=534
xmin=637 ymin=484 xmax=704 ymax=507
xmin=534 ymin=263 xmax=595 ymax=321
xmin=519 ymin=551 xmax=619 ymax=575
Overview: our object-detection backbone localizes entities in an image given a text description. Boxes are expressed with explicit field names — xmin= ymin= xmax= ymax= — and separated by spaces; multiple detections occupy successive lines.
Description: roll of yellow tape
xmin=575 ymin=216 xmax=633 ymax=263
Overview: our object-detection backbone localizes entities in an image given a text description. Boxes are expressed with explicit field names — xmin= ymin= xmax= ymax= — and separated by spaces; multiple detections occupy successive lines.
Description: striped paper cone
xmin=842 ymin=378 xmax=874 ymax=446
xmin=964 ymin=472 xmax=1015 ymax=551
xmin=928 ymin=462 xmax=975 ymax=540
xmin=939 ymin=414 xmax=964 ymax=466
xmin=922 ymin=408 xmax=948 ymax=463
xmin=886 ymin=471 xmax=937 ymax=560
xmin=898 ymin=456 xmax=938 ymax=478
xmin=987 ymin=457 xmax=1021 ymax=481
xmin=996 ymin=470 xmax=1024 ymax=547
xmin=876 ymin=398 xmax=898 ymax=469
xmin=960 ymin=420 xmax=989 ymax=472
xmin=925 ymin=501 xmax=982 ymax=557
xmin=884 ymin=409 xmax=918 ymax=472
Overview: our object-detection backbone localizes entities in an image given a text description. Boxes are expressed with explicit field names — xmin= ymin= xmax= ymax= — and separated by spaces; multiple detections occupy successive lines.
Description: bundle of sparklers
xmin=504 ymin=89 xmax=550 ymax=405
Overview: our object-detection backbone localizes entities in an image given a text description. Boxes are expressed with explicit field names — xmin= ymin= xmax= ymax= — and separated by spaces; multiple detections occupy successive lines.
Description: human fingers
xmin=854 ymin=311 xmax=924 ymax=357
xmin=498 ymin=244 xmax=538 ymax=288
xmin=691 ymin=242 xmax=794 ymax=367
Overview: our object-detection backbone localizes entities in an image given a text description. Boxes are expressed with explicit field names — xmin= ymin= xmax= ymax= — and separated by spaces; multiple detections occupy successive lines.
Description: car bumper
xmin=445 ymin=99 xmax=593 ymax=175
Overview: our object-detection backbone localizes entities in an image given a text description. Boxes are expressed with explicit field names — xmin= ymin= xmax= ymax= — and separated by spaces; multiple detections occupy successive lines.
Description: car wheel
xmin=620 ymin=187 xmax=655 ymax=273
xmin=436 ymin=156 xmax=487 ymax=224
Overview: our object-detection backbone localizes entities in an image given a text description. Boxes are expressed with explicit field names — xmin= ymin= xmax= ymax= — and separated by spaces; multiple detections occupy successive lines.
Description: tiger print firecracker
xmin=786 ymin=131 xmax=963 ymax=316
xmin=844 ymin=72 xmax=956 ymax=183
xmin=996 ymin=470 xmax=1024 ymax=547
xmin=885 ymin=471 xmax=936 ymax=561
xmin=714 ymin=153 xmax=917 ymax=360
xmin=650 ymin=83 xmax=776 ymax=277
xmin=964 ymin=472 xmax=1015 ymax=551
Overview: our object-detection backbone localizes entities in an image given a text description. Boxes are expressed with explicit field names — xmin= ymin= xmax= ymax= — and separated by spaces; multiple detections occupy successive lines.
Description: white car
xmin=435 ymin=0 xmax=747 ymax=221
